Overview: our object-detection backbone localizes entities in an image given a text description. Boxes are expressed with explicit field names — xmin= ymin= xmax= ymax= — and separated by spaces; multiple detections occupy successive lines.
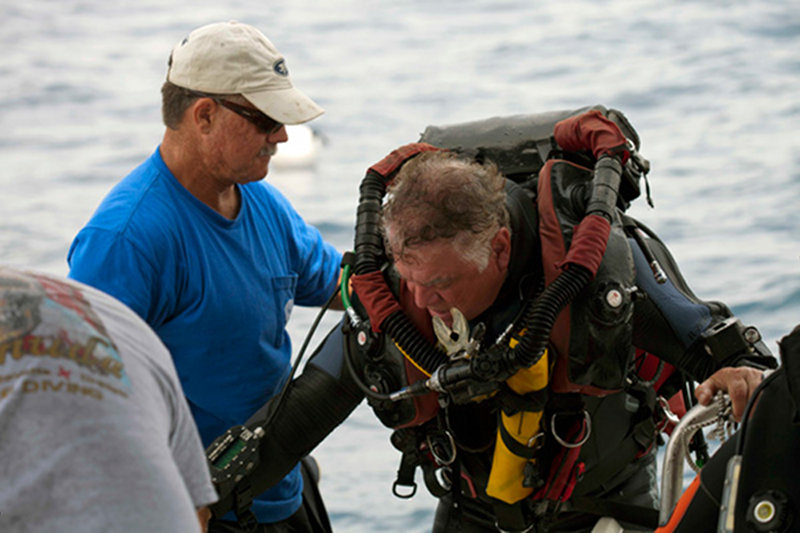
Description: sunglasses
xmin=212 ymin=98 xmax=284 ymax=135
xmin=187 ymin=91 xmax=284 ymax=135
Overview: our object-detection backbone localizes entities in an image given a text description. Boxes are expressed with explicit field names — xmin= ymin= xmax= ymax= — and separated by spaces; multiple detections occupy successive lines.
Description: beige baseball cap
xmin=166 ymin=21 xmax=324 ymax=124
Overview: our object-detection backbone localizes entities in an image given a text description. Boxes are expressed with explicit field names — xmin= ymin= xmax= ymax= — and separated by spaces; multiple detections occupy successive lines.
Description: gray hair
xmin=160 ymin=81 xmax=247 ymax=129
xmin=382 ymin=151 xmax=509 ymax=270
xmin=161 ymin=81 xmax=197 ymax=129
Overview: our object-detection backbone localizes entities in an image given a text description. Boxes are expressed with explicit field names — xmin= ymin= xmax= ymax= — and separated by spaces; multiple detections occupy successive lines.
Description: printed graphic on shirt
xmin=0 ymin=270 xmax=130 ymax=402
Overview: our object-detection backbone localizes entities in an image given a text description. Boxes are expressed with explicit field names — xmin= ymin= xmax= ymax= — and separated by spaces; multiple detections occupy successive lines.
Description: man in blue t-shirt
xmin=68 ymin=20 xmax=341 ymax=533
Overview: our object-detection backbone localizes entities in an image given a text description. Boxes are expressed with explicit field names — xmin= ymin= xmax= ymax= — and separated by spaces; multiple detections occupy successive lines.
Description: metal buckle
xmin=434 ymin=466 xmax=453 ymax=491
xmin=527 ymin=431 xmax=546 ymax=452
xmin=657 ymin=395 xmax=681 ymax=427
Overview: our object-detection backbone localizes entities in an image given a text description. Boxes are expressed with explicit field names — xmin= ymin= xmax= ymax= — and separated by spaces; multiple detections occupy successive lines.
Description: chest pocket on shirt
xmin=269 ymin=275 xmax=298 ymax=347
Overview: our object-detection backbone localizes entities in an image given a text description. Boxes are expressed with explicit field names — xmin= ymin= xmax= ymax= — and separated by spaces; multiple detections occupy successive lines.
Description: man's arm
xmin=197 ymin=507 xmax=211 ymax=533
xmin=629 ymin=219 xmax=776 ymax=382
xmin=209 ymin=322 xmax=364 ymax=517
xmin=67 ymin=228 xmax=163 ymax=323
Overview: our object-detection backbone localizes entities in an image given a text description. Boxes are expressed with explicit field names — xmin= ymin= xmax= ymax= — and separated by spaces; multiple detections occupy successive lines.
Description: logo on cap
xmin=273 ymin=59 xmax=289 ymax=77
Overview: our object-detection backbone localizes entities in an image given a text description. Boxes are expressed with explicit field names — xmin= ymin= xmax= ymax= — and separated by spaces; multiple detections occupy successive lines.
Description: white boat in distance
xmin=271 ymin=124 xmax=324 ymax=169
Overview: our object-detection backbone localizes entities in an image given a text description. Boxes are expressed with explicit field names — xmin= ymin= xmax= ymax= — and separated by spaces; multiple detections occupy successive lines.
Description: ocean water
xmin=2 ymin=1 xmax=799 ymax=531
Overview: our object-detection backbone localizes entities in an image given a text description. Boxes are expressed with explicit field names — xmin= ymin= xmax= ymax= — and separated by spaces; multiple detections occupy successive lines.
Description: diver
xmin=206 ymin=107 xmax=776 ymax=532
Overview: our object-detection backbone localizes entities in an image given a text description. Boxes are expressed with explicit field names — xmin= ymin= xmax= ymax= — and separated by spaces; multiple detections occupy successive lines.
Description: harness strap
xmin=498 ymin=386 xmax=548 ymax=416
xmin=392 ymin=451 xmax=419 ymax=499
xmin=498 ymin=421 xmax=543 ymax=461
xmin=390 ymin=426 xmax=453 ymax=499
xmin=533 ymin=418 xmax=588 ymax=503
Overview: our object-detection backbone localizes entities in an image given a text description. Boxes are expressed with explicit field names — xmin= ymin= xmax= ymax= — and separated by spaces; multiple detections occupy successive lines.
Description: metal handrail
xmin=659 ymin=393 xmax=732 ymax=525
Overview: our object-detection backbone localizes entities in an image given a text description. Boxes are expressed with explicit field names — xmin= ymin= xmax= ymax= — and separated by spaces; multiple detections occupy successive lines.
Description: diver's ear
xmin=491 ymin=227 xmax=511 ymax=272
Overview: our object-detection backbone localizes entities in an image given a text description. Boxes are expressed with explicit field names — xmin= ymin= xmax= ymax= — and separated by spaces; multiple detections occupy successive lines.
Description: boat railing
xmin=659 ymin=391 xmax=734 ymax=525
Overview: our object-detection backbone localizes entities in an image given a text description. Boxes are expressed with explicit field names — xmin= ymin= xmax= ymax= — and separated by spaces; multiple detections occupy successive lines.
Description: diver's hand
xmin=695 ymin=366 xmax=764 ymax=422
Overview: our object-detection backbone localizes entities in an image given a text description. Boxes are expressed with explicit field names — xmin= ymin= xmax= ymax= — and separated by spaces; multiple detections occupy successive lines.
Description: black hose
xmin=351 ymin=169 xmax=449 ymax=375
xmin=383 ymin=311 xmax=449 ymax=373
xmin=493 ymin=156 xmax=622 ymax=373
xmin=586 ymin=156 xmax=623 ymax=222
xmin=354 ymin=172 xmax=387 ymax=275
xmin=510 ymin=265 xmax=593 ymax=369
xmin=352 ymin=151 xmax=618 ymax=384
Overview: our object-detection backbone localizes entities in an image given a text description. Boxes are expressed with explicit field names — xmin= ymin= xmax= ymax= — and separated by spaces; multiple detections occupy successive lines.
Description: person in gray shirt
xmin=0 ymin=267 xmax=218 ymax=532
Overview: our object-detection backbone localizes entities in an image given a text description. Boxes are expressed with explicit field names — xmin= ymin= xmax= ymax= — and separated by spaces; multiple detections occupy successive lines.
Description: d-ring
xmin=550 ymin=410 xmax=591 ymax=449
xmin=427 ymin=430 xmax=457 ymax=465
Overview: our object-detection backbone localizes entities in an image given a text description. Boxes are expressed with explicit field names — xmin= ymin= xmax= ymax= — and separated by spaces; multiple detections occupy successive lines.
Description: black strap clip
xmin=233 ymin=479 xmax=258 ymax=532
xmin=392 ymin=452 xmax=418 ymax=499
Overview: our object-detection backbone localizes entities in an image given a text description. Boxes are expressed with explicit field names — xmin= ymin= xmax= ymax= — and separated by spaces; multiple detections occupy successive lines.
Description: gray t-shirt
xmin=0 ymin=268 xmax=218 ymax=532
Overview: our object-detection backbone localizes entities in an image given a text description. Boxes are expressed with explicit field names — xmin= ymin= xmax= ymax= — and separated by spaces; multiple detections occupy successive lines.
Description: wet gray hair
xmin=382 ymin=151 xmax=509 ymax=270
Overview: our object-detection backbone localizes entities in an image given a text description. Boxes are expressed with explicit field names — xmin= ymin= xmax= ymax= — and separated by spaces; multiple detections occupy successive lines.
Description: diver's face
xmin=392 ymin=229 xmax=510 ymax=327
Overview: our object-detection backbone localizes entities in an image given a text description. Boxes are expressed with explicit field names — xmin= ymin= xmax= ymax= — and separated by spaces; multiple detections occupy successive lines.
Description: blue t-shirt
xmin=68 ymin=148 xmax=342 ymax=522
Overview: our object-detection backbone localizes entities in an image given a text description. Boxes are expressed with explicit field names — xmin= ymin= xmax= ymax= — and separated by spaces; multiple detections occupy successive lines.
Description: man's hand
xmin=695 ymin=367 xmax=764 ymax=421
